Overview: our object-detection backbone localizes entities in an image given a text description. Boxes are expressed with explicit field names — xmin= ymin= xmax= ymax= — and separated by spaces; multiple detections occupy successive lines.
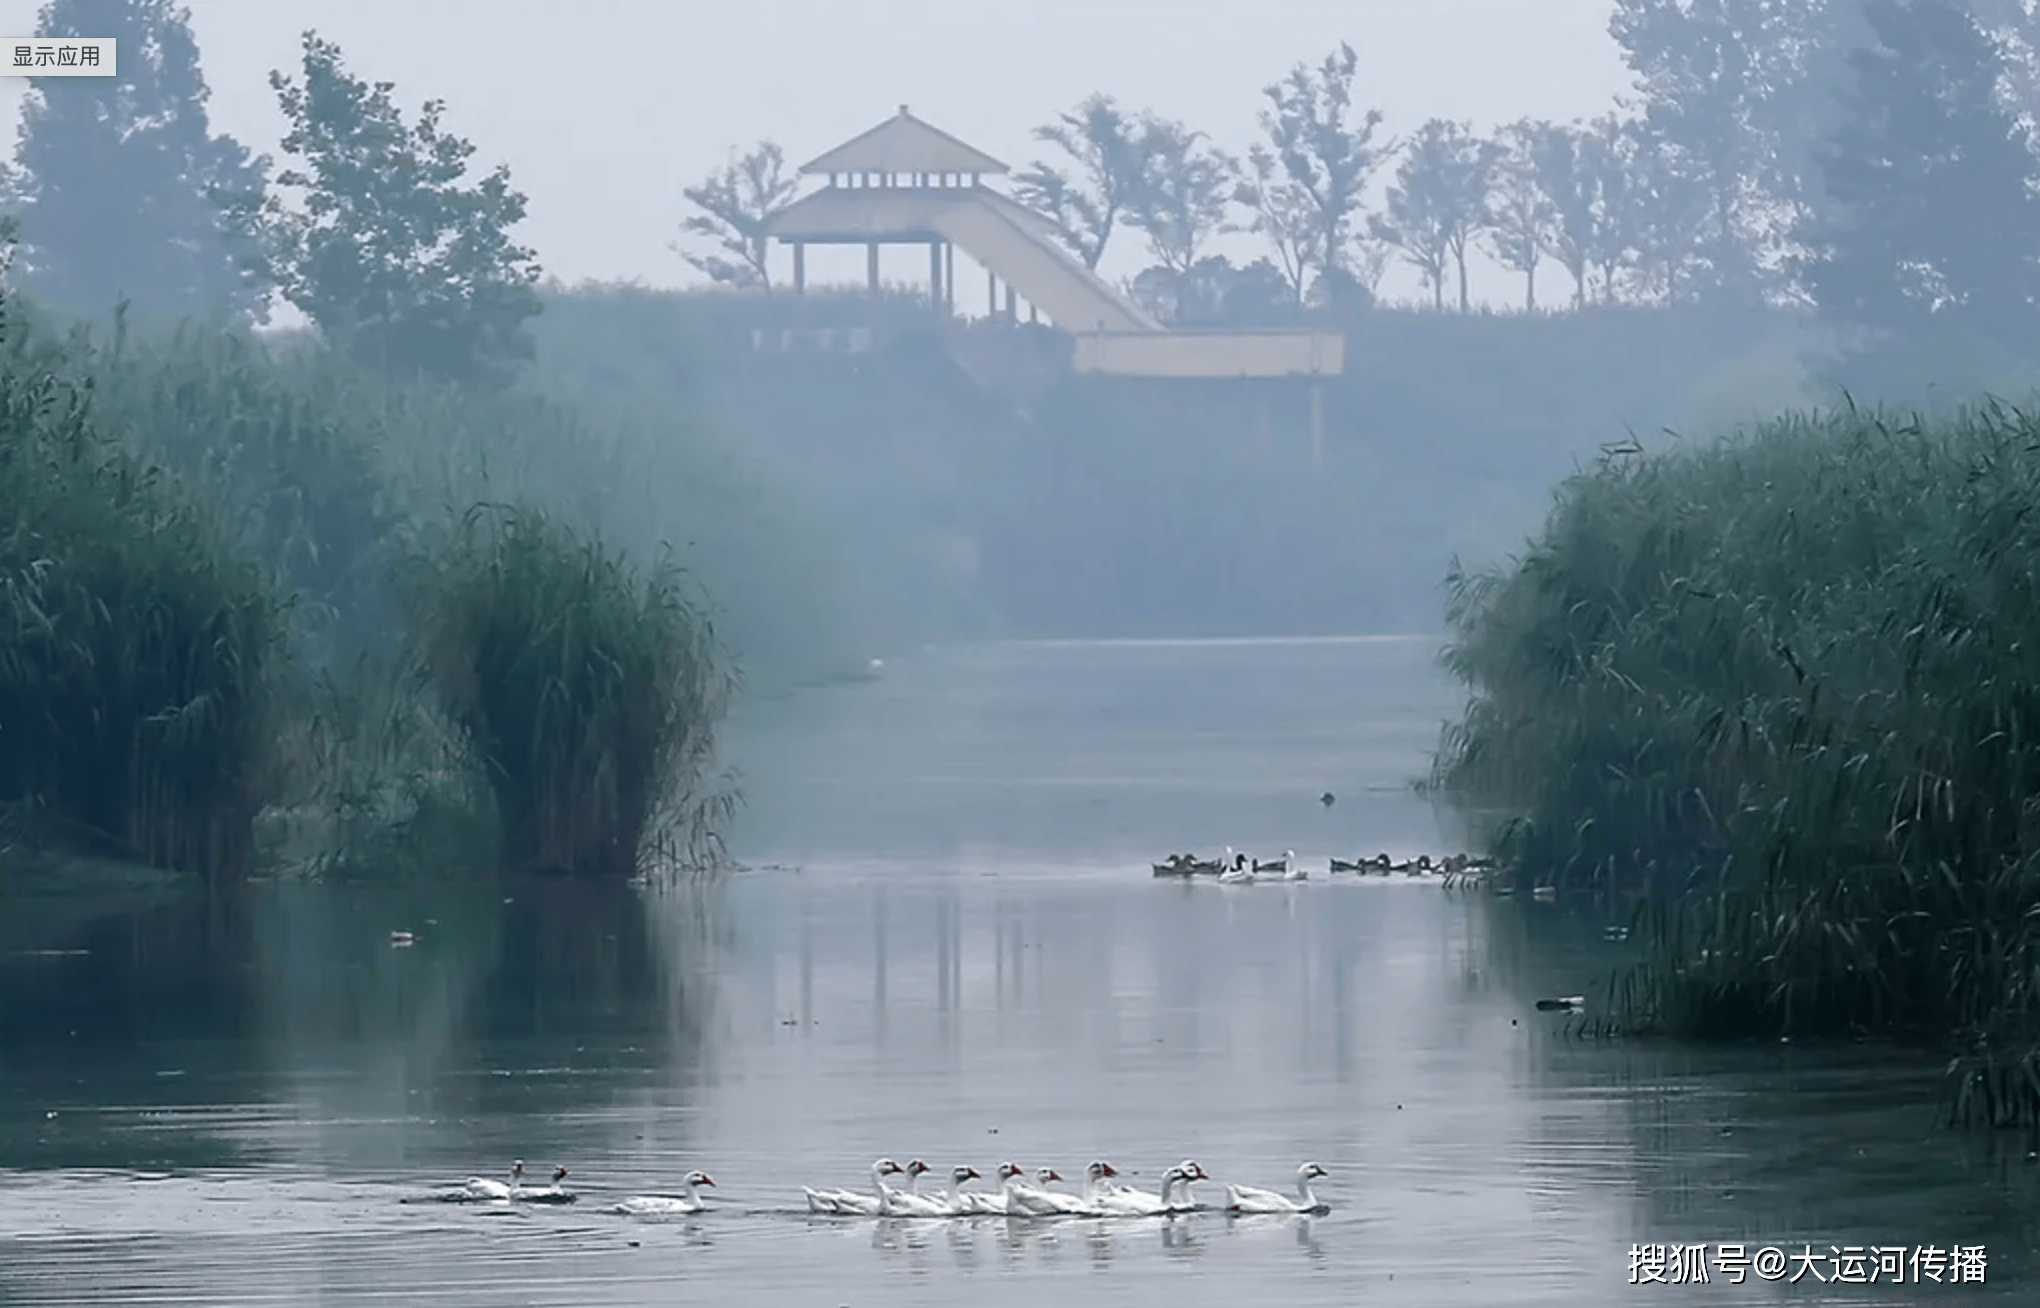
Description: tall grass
xmin=400 ymin=504 xmax=734 ymax=878
xmin=0 ymin=315 xmax=283 ymax=878
xmin=1433 ymin=401 xmax=2040 ymax=1106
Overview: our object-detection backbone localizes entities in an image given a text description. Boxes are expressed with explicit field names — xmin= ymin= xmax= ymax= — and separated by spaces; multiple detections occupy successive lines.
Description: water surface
xmin=1 ymin=636 xmax=2033 ymax=1304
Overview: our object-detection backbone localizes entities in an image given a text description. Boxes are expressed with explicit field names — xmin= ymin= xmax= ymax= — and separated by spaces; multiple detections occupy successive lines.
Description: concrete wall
xmin=1072 ymin=331 xmax=1345 ymax=378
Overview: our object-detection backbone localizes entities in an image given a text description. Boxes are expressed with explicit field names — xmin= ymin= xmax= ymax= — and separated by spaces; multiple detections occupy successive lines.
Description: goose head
xmin=872 ymin=1157 xmax=905 ymax=1176
xmin=1299 ymin=1161 xmax=1328 ymax=1180
xmin=950 ymin=1165 xmax=981 ymax=1185
xmin=904 ymin=1158 xmax=931 ymax=1180
xmin=550 ymin=1166 xmax=569 ymax=1184
xmin=1035 ymin=1167 xmax=1064 ymax=1187
xmin=1086 ymin=1160 xmax=1117 ymax=1182
xmin=683 ymin=1169 xmax=715 ymax=1189
xmin=996 ymin=1162 xmax=1023 ymax=1184
xmin=1178 ymin=1159 xmax=1209 ymax=1181
xmin=511 ymin=1159 xmax=526 ymax=1181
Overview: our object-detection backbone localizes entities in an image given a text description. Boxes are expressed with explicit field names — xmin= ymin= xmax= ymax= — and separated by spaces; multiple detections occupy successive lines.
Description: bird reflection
xmin=870 ymin=1216 xmax=937 ymax=1272
xmin=1225 ymin=1210 xmax=1325 ymax=1258
xmin=946 ymin=1218 xmax=981 ymax=1271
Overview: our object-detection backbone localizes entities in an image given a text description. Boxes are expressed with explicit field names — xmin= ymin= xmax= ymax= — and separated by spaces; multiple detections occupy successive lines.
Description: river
xmin=0 ymin=635 xmax=2033 ymax=1304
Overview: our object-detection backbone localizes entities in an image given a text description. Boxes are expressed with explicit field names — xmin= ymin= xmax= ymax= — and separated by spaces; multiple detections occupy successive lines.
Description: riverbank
xmin=1433 ymin=399 xmax=2040 ymax=1113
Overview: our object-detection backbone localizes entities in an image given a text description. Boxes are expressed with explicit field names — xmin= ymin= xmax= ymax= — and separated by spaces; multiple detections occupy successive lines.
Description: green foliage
xmin=0 ymin=306 xmax=283 ymax=878
xmin=1797 ymin=0 xmax=2040 ymax=385
xmin=400 ymin=504 xmax=734 ymax=877
xmin=1434 ymin=399 xmax=2040 ymax=1067
xmin=1243 ymin=42 xmax=1392 ymax=302
xmin=1014 ymin=95 xmax=1144 ymax=272
xmin=10 ymin=0 xmax=268 ymax=327
xmin=1375 ymin=119 xmax=1497 ymax=313
xmin=677 ymin=141 xmax=797 ymax=292
xmin=256 ymin=31 xmax=543 ymax=387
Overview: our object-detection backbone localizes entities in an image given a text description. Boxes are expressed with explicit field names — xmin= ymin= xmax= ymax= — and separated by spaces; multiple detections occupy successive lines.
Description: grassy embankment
xmin=0 ymin=293 xmax=762 ymax=885
xmin=1432 ymin=397 xmax=2040 ymax=1125
xmin=554 ymin=282 xmax=1820 ymax=638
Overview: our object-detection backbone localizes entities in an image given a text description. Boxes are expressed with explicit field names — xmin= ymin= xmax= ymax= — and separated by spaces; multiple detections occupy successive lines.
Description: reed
xmin=399 ymin=503 xmax=734 ymax=877
xmin=0 ymin=320 xmax=284 ymax=878
xmin=1432 ymin=399 xmax=2040 ymax=1116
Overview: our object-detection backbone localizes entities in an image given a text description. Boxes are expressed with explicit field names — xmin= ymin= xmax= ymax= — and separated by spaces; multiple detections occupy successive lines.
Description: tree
xmin=1609 ymin=120 xmax=1714 ymax=303
xmin=1609 ymin=0 xmax=1816 ymax=302
xmin=1581 ymin=114 xmax=1647 ymax=302
xmin=1484 ymin=120 xmax=1559 ymax=312
xmin=255 ymin=31 xmax=543 ymax=388
xmin=1129 ymin=254 xmax=1296 ymax=327
xmin=677 ymin=141 xmax=797 ymax=292
xmin=1525 ymin=120 xmax=1600 ymax=308
xmin=1375 ymin=119 xmax=1494 ymax=312
xmin=1124 ymin=115 xmax=1238 ymax=274
xmin=9 ymin=0 xmax=268 ymax=326
xmin=1013 ymin=95 xmax=1142 ymax=270
xmin=1796 ymin=0 xmax=2040 ymax=359
xmin=1242 ymin=42 xmax=1395 ymax=303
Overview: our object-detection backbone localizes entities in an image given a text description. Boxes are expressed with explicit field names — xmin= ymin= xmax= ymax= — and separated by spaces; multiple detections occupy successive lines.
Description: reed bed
xmin=400 ymin=504 xmax=734 ymax=878
xmin=0 ymin=320 xmax=283 ymax=878
xmin=1433 ymin=400 xmax=2040 ymax=1120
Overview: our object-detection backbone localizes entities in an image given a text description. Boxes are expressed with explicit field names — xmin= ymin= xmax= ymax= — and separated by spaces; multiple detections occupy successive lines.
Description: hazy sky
xmin=0 ymin=0 xmax=1635 ymax=308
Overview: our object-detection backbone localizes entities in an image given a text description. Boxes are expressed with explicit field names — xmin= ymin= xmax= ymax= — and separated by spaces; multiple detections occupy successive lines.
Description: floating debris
xmin=389 ymin=931 xmax=416 ymax=947
xmin=1535 ymin=996 xmax=1586 ymax=1013
xmin=1320 ymin=791 xmax=1336 ymax=808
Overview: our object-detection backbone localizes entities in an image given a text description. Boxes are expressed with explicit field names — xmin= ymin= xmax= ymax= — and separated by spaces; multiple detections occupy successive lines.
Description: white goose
xmin=455 ymin=1159 xmax=523 ymax=1201
xmin=887 ymin=1160 xmax=968 ymax=1217
xmin=948 ymin=1164 xmax=1002 ymax=1215
xmin=514 ymin=1165 xmax=575 ymax=1204
xmin=1225 ymin=1161 xmax=1329 ymax=1214
xmin=901 ymin=1164 xmax=987 ymax=1217
xmin=885 ymin=1158 xmax=936 ymax=1208
xmin=1002 ymin=1165 xmax=1071 ymax=1218
xmin=1217 ymin=850 xmax=1255 ymax=885
xmin=1093 ymin=1161 xmax=1204 ymax=1216
xmin=981 ymin=1161 xmax=1027 ymax=1215
xmin=805 ymin=1157 xmax=905 ymax=1215
xmin=1016 ymin=1163 xmax=1110 ymax=1216
xmin=615 ymin=1169 xmax=714 ymax=1216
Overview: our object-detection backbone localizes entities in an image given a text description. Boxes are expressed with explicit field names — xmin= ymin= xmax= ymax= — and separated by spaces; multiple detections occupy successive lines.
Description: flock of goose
xmin=430 ymin=1158 xmax=1331 ymax=1219
xmin=1152 ymin=847 xmax=1497 ymax=885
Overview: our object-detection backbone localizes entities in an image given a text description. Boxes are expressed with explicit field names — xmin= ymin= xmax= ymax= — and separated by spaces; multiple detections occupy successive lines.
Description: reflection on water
xmin=0 ymin=637 xmax=2036 ymax=1305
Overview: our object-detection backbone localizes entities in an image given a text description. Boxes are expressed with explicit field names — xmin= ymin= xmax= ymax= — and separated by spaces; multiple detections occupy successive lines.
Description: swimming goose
xmin=805 ymin=1158 xmax=905 ymax=1215
xmin=515 ymin=1166 xmax=576 ymax=1204
xmin=1225 ymin=1162 xmax=1329 ymax=1214
xmin=1003 ymin=1166 xmax=1074 ymax=1218
xmin=1094 ymin=1162 xmax=1201 ymax=1216
xmin=886 ymin=1160 xmax=962 ymax=1217
xmin=1217 ymin=851 xmax=1255 ymax=885
xmin=454 ymin=1160 xmax=523 ymax=1201
xmin=615 ymin=1170 xmax=714 ymax=1216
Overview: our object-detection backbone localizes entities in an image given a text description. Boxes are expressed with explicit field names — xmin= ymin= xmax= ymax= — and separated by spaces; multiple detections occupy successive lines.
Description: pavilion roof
xmin=799 ymin=105 xmax=1009 ymax=176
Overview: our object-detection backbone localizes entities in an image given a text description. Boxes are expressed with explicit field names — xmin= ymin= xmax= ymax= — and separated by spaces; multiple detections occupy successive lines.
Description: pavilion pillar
xmin=1310 ymin=382 xmax=1325 ymax=468
xmin=792 ymin=243 xmax=806 ymax=295
xmin=867 ymin=243 xmax=880 ymax=295
xmin=928 ymin=240 xmax=943 ymax=315
xmin=944 ymin=243 xmax=956 ymax=315
xmin=1004 ymin=284 xmax=1017 ymax=321
xmin=986 ymin=268 xmax=997 ymax=317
